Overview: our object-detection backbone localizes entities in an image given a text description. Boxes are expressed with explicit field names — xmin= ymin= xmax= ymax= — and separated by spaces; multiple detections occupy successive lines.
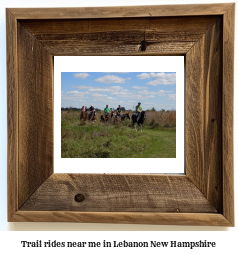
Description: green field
xmin=61 ymin=112 xmax=176 ymax=158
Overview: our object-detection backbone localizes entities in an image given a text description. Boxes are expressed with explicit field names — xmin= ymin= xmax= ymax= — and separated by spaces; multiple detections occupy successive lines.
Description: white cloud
xmin=111 ymin=91 xmax=133 ymax=97
xmin=91 ymin=93 xmax=114 ymax=99
xmin=74 ymin=85 xmax=94 ymax=89
xmin=88 ymin=86 xmax=127 ymax=93
xmin=137 ymin=72 xmax=176 ymax=86
xmin=61 ymin=91 xmax=86 ymax=106
xmin=73 ymin=73 xmax=90 ymax=79
xmin=95 ymin=74 xmax=131 ymax=84
xmin=147 ymin=79 xmax=175 ymax=86
xmin=132 ymin=86 xmax=148 ymax=90
xmin=66 ymin=91 xmax=86 ymax=97
xmin=91 ymin=93 xmax=115 ymax=103
xmin=137 ymin=90 xmax=172 ymax=96
xmin=167 ymin=94 xmax=176 ymax=100
xmin=137 ymin=90 xmax=152 ymax=95
xmin=89 ymin=88 xmax=111 ymax=92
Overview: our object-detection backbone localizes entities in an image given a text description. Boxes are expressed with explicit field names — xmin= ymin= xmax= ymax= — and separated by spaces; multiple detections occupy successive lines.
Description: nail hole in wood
xmin=140 ymin=40 xmax=147 ymax=51
xmin=211 ymin=119 xmax=215 ymax=122
xmin=74 ymin=193 xmax=85 ymax=202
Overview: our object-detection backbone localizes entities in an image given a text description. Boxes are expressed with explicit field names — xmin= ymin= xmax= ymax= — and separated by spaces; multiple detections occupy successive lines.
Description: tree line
xmin=61 ymin=107 xmax=174 ymax=112
xmin=61 ymin=107 xmax=126 ymax=111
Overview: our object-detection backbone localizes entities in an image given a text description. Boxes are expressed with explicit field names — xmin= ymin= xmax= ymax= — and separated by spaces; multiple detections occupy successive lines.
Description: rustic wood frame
xmin=7 ymin=4 xmax=234 ymax=226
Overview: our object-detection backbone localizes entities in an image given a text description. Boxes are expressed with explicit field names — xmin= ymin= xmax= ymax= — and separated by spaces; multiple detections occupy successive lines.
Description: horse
xmin=110 ymin=110 xmax=115 ymax=121
xmin=120 ymin=113 xmax=131 ymax=121
xmin=88 ymin=110 xmax=97 ymax=122
xmin=115 ymin=112 xmax=131 ymax=125
xmin=101 ymin=111 xmax=115 ymax=123
xmin=132 ymin=111 xmax=146 ymax=132
xmin=79 ymin=111 xmax=88 ymax=121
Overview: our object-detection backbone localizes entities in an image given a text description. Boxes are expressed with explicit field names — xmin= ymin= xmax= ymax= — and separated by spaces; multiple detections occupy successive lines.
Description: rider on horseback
xmin=79 ymin=106 xmax=85 ymax=120
xmin=104 ymin=105 xmax=111 ymax=120
xmin=116 ymin=105 xmax=122 ymax=118
xmin=88 ymin=104 xmax=95 ymax=119
xmin=135 ymin=102 xmax=142 ymax=121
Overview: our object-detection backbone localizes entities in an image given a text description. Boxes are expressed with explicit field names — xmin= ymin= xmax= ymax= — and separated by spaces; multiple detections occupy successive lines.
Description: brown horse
xmin=110 ymin=110 xmax=116 ymax=122
xmin=100 ymin=111 xmax=115 ymax=122
xmin=79 ymin=111 xmax=88 ymax=121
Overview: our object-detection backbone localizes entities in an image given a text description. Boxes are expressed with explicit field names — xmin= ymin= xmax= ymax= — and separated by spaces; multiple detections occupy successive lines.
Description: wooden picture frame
xmin=7 ymin=3 xmax=234 ymax=226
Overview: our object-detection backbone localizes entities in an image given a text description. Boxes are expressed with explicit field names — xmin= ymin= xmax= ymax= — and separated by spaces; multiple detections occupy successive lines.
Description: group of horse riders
xmin=80 ymin=104 xmax=96 ymax=120
xmin=80 ymin=102 xmax=143 ymax=123
xmin=103 ymin=102 xmax=142 ymax=121
xmin=103 ymin=104 xmax=123 ymax=120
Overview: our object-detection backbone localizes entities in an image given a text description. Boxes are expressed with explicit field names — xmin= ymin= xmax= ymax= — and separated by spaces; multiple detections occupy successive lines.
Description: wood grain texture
xmin=20 ymin=174 xmax=217 ymax=213
xmin=18 ymin=23 xmax=54 ymax=208
xmin=222 ymin=4 xmax=235 ymax=226
xmin=19 ymin=17 xmax=218 ymax=56
xmin=8 ymin=4 xmax=233 ymax=19
xmin=20 ymin=16 xmax=218 ymax=34
xmin=186 ymin=18 xmax=222 ymax=212
xmin=38 ymin=41 xmax=193 ymax=56
xmin=11 ymin=211 xmax=232 ymax=226
xmin=6 ymin=9 xmax=18 ymax=221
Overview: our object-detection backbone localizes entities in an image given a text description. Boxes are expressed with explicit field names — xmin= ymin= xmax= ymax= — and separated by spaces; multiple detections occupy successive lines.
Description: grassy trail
xmin=61 ymin=119 xmax=176 ymax=158
xmin=140 ymin=129 xmax=176 ymax=158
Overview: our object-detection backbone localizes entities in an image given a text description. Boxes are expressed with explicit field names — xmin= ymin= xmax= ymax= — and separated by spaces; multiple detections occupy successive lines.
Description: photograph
xmin=61 ymin=72 xmax=176 ymax=158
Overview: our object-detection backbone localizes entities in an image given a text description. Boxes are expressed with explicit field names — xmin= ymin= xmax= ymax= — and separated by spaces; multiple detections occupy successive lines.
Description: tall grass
xmin=61 ymin=110 xmax=176 ymax=158
xmin=61 ymin=121 xmax=152 ymax=158
xmin=145 ymin=110 xmax=176 ymax=129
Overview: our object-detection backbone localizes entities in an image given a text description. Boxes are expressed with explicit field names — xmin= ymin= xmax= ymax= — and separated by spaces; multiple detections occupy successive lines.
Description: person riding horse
xmin=135 ymin=102 xmax=142 ymax=121
xmin=116 ymin=105 xmax=122 ymax=118
xmin=88 ymin=104 xmax=95 ymax=120
xmin=104 ymin=105 xmax=111 ymax=121
xmin=132 ymin=102 xmax=146 ymax=131
xmin=81 ymin=106 xmax=85 ymax=113
xmin=79 ymin=106 xmax=86 ymax=120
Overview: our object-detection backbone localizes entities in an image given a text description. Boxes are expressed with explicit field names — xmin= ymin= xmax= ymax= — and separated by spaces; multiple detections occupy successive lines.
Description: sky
xmin=61 ymin=72 xmax=176 ymax=111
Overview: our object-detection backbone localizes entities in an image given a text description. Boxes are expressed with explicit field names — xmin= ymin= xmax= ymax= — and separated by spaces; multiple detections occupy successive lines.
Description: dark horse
xmin=88 ymin=110 xmax=97 ymax=122
xmin=132 ymin=111 xmax=146 ymax=132
xmin=116 ymin=113 xmax=131 ymax=124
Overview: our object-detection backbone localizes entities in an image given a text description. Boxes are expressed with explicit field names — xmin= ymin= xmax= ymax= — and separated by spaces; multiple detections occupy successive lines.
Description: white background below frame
xmin=54 ymin=56 xmax=184 ymax=174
